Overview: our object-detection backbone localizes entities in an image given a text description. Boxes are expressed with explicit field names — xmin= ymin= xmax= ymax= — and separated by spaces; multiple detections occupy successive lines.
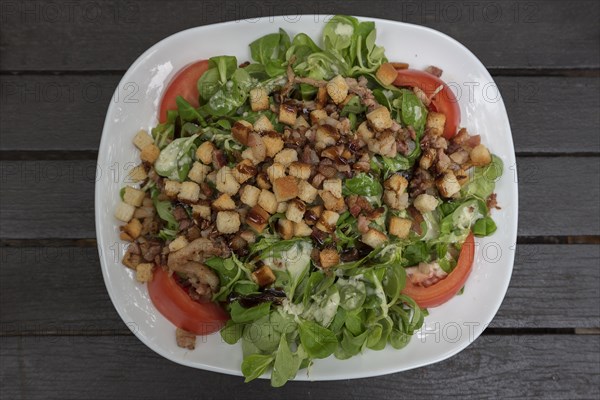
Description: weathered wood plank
xmin=1 ymin=75 xmax=598 ymax=154
xmin=0 ymin=335 xmax=598 ymax=399
xmin=0 ymin=0 xmax=598 ymax=71
xmin=1 ymin=245 xmax=597 ymax=333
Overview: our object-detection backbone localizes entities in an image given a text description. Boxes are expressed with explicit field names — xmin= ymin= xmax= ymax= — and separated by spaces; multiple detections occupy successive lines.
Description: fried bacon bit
xmin=425 ymin=65 xmax=443 ymax=77
xmin=487 ymin=193 xmax=501 ymax=210
xmin=176 ymin=328 xmax=197 ymax=350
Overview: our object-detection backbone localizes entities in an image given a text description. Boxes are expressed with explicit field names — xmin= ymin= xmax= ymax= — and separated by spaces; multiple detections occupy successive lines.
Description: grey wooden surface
xmin=1 ymin=0 xmax=599 ymax=398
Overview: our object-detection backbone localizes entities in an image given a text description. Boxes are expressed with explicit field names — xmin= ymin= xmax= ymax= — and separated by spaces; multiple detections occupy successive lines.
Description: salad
xmin=114 ymin=15 xmax=502 ymax=386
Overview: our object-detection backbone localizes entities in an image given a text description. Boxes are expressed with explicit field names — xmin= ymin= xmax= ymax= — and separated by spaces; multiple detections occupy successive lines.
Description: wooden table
xmin=1 ymin=1 xmax=599 ymax=398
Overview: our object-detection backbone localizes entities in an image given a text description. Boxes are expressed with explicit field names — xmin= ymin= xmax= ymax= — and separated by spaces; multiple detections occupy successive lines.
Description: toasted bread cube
xmin=315 ymin=125 xmax=339 ymax=147
xmin=366 ymin=106 xmax=393 ymax=131
xmin=120 ymin=231 xmax=133 ymax=242
xmin=233 ymin=159 xmax=256 ymax=184
xmin=246 ymin=205 xmax=270 ymax=233
xmin=389 ymin=217 xmax=412 ymax=239
xmin=357 ymin=121 xmax=375 ymax=141
xmin=195 ymin=142 xmax=215 ymax=165
xmin=316 ymin=86 xmax=328 ymax=108
xmin=133 ymin=130 xmax=154 ymax=150
xmin=115 ymin=201 xmax=135 ymax=222
xmin=285 ymin=199 xmax=306 ymax=223
xmin=169 ymin=236 xmax=189 ymax=252
xmin=274 ymin=148 xmax=298 ymax=167
xmin=188 ymin=162 xmax=211 ymax=184
xmin=316 ymin=210 xmax=339 ymax=233
xmin=294 ymin=115 xmax=310 ymax=129
xmin=273 ymin=176 xmax=299 ymax=202
xmin=450 ymin=149 xmax=470 ymax=165
xmin=252 ymin=265 xmax=276 ymax=287
xmin=250 ymin=87 xmax=269 ymax=112
xmin=383 ymin=190 xmax=409 ymax=210
xmin=164 ymin=180 xmax=181 ymax=198
xmin=326 ymin=75 xmax=349 ymax=104
xmin=319 ymin=248 xmax=340 ymax=269
xmin=277 ymin=219 xmax=294 ymax=240
xmin=123 ymin=187 xmax=145 ymax=207
xmin=384 ymin=174 xmax=408 ymax=194
xmin=310 ymin=109 xmax=328 ymax=124
xmin=414 ymin=193 xmax=439 ymax=213
xmin=470 ymin=144 xmax=492 ymax=166
xmin=426 ymin=112 xmax=446 ymax=136
xmin=376 ymin=63 xmax=399 ymax=86
xmin=231 ymin=120 xmax=253 ymax=146
xmin=253 ymin=114 xmax=274 ymax=132
xmin=216 ymin=166 xmax=240 ymax=196
xmin=267 ymin=162 xmax=286 ymax=183
xmin=192 ymin=204 xmax=211 ymax=219
xmin=322 ymin=179 xmax=342 ymax=199
xmin=213 ymin=193 xmax=236 ymax=211
xmin=319 ymin=190 xmax=346 ymax=212
xmin=361 ymin=229 xmax=388 ymax=248
xmin=176 ymin=328 xmax=196 ymax=350
xmin=278 ymin=104 xmax=297 ymax=126
xmin=288 ymin=162 xmax=312 ymax=180
xmin=241 ymin=148 xmax=260 ymax=165
xmin=140 ymin=144 xmax=160 ymax=164
xmin=216 ymin=211 xmax=241 ymax=234
xmin=436 ymin=171 xmax=462 ymax=198
xmin=277 ymin=202 xmax=288 ymax=213
xmin=293 ymin=221 xmax=313 ymax=237
xmin=298 ymin=180 xmax=318 ymax=203
xmin=256 ymin=173 xmax=271 ymax=190
xmin=128 ymin=164 xmax=147 ymax=182
xmin=419 ymin=148 xmax=436 ymax=170
xmin=258 ymin=190 xmax=278 ymax=214
xmin=456 ymin=168 xmax=470 ymax=186
xmin=262 ymin=133 xmax=285 ymax=158
xmin=135 ymin=263 xmax=154 ymax=283
xmin=178 ymin=181 xmax=200 ymax=202
xmin=122 ymin=218 xmax=142 ymax=239
xmin=240 ymin=185 xmax=261 ymax=207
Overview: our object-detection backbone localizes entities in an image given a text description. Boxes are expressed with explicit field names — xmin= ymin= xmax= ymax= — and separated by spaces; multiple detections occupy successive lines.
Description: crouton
xmin=233 ymin=159 xmax=256 ymax=184
xmin=419 ymin=148 xmax=436 ymax=170
xmin=253 ymin=115 xmax=274 ymax=132
xmin=245 ymin=205 xmax=270 ymax=233
xmin=273 ymin=176 xmax=299 ymax=202
xmin=319 ymin=248 xmax=340 ymax=268
xmin=178 ymin=181 xmax=200 ymax=202
xmin=361 ymin=229 xmax=388 ymax=248
xmin=316 ymin=210 xmax=339 ymax=233
xmin=241 ymin=148 xmax=260 ymax=165
xmin=250 ymin=87 xmax=269 ymax=112
xmin=164 ymin=180 xmax=181 ymax=198
xmin=436 ymin=171 xmax=462 ymax=198
xmin=306 ymin=205 xmax=323 ymax=224
xmin=278 ymin=104 xmax=297 ymax=126
xmin=357 ymin=121 xmax=375 ymax=141
xmin=195 ymin=142 xmax=215 ymax=165
xmin=122 ymin=218 xmax=142 ymax=239
xmin=266 ymin=163 xmax=285 ymax=183
xmin=135 ymin=263 xmax=154 ymax=283
xmin=176 ymin=328 xmax=196 ymax=350
xmin=133 ymin=130 xmax=154 ymax=150
xmin=286 ymin=199 xmax=306 ymax=223
xmin=128 ymin=164 xmax=147 ymax=182
xmin=120 ymin=232 xmax=133 ymax=242
xmin=456 ymin=168 xmax=470 ymax=186
xmin=326 ymin=75 xmax=349 ymax=104
xmin=294 ymin=115 xmax=310 ymax=129
xmin=169 ymin=236 xmax=189 ymax=252
xmin=315 ymin=124 xmax=339 ymax=147
xmin=413 ymin=193 xmax=439 ymax=213
xmin=247 ymin=132 xmax=266 ymax=163
xmin=216 ymin=166 xmax=240 ymax=196
xmin=384 ymin=174 xmax=408 ymax=194
xmin=375 ymin=63 xmax=399 ymax=86
xmin=231 ymin=120 xmax=253 ymax=146
xmin=277 ymin=202 xmax=288 ymax=213
xmin=367 ymin=132 xmax=397 ymax=158
xmin=262 ymin=132 xmax=285 ymax=158
xmin=310 ymin=109 xmax=328 ymax=124
xmin=192 ymin=204 xmax=211 ymax=219
xmin=366 ymin=106 xmax=393 ymax=131
xmin=319 ymin=190 xmax=346 ymax=212
xmin=389 ymin=217 xmax=412 ymax=239
xmin=450 ymin=150 xmax=470 ymax=165
xmin=252 ymin=265 xmax=276 ymax=287
xmin=298 ymin=180 xmax=318 ymax=203
xmin=256 ymin=172 xmax=271 ymax=190
xmin=316 ymin=86 xmax=328 ymax=109
xmin=277 ymin=219 xmax=294 ymax=240
xmin=383 ymin=190 xmax=409 ymax=210
xmin=240 ymin=185 xmax=261 ymax=207
xmin=274 ymin=148 xmax=298 ymax=167
xmin=258 ymin=190 xmax=278 ymax=214
xmin=322 ymin=178 xmax=342 ymax=198
xmin=293 ymin=221 xmax=313 ymax=237
xmin=470 ymin=144 xmax=492 ymax=166
xmin=140 ymin=144 xmax=160 ymax=164
xmin=188 ymin=162 xmax=211 ymax=184
xmin=426 ymin=112 xmax=446 ymax=136
xmin=123 ymin=186 xmax=145 ymax=207
xmin=115 ymin=201 xmax=135 ymax=222
xmin=213 ymin=193 xmax=236 ymax=211
xmin=288 ymin=162 xmax=312 ymax=180
xmin=216 ymin=211 xmax=241 ymax=234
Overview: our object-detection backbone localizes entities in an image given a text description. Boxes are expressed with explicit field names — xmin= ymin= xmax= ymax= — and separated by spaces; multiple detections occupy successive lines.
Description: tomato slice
xmin=402 ymin=233 xmax=475 ymax=308
xmin=158 ymin=60 xmax=210 ymax=123
xmin=147 ymin=267 xmax=229 ymax=335
xmin=393 ymin=69 xmax=461 ymax=139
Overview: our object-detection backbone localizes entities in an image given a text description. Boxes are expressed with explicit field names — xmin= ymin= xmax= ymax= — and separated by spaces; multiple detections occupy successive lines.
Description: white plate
xmin=96 ymin=16 xmax=518 ymax=380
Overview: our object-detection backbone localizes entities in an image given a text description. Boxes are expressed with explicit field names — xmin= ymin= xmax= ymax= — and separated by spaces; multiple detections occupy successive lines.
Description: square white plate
xmin=95 ymin=15 xmax=518 ymax=380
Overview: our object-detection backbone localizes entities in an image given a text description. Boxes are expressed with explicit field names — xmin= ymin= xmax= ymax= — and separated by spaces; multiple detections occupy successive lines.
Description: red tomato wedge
xmin=148 ymin=267 xmax=229 ymax=335
xmin=402 ymin=233 xmax=475 ymax=308
xmin=393 ymin=69 xmax=461 ymax=139
xmin=158 ymin=60 xmax=210 ymax=123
